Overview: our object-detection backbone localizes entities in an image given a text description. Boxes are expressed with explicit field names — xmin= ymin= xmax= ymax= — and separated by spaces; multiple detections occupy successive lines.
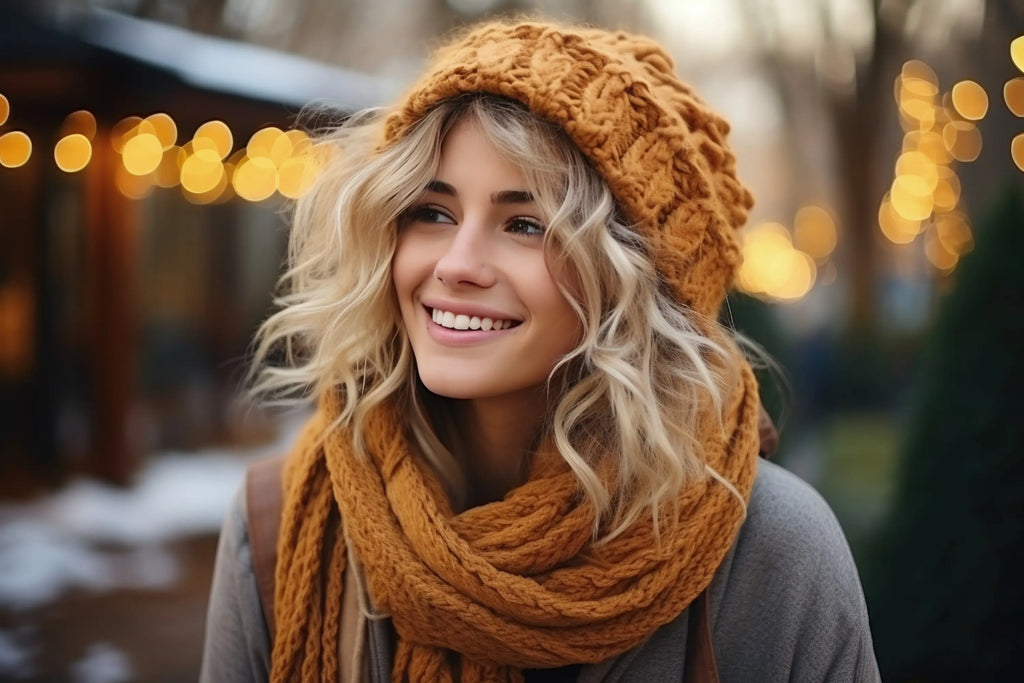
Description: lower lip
xmin=424 ymin=317 xmax=518 ymax=346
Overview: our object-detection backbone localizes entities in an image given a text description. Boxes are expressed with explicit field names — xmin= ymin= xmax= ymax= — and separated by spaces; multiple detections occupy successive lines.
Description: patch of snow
xmin=70 ymin=643 xmax=133 ymax=683
xmin=0 ymin=410 xmax=306 ymax=611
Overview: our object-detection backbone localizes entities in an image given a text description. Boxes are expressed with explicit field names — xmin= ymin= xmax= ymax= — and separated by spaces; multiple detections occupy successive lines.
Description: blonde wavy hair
xmin=250 ymin=93 xmax=744 ymax=539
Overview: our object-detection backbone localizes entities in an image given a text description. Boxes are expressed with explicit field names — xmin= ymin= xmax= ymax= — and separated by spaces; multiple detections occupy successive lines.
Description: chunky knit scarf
xmin=269 ymin=359 xmax=760 ymax=682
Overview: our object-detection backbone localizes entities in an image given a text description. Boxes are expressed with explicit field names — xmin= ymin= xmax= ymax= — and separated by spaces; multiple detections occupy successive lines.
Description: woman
xmin=201 ymin=19 xmax=880 ymax=682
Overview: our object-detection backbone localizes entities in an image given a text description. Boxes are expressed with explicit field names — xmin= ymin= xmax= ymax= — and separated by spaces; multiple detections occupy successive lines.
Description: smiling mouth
xmin=430 ymin=307 xmax=520 ymax=331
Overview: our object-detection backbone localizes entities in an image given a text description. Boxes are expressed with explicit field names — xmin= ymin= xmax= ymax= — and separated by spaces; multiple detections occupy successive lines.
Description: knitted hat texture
xmin=383 ymin=20 xmax=754 ymax=317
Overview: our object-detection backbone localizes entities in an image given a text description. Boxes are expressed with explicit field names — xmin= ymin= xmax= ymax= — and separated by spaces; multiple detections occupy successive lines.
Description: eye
xmin=507 ymin=217 xmax=546 ymax=237
xmin=403 ymin=205 xmax=456 ymax=225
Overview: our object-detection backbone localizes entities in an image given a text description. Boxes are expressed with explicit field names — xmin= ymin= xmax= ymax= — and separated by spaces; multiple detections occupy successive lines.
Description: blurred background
xmin=0 ymin=0 xmax=1021 ymax=680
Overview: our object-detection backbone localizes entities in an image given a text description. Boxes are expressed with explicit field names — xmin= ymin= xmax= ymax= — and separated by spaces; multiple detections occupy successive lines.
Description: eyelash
xmin=402 ymin=205 xmax=546 ymax=237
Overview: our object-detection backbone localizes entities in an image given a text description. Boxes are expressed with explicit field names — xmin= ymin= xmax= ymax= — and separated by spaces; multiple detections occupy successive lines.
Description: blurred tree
xmin=864 ymin=186 xmax=1024 ymax=682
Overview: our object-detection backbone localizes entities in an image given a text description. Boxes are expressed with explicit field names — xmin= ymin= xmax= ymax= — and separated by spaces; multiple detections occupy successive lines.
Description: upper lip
xmin=421 ymin=298 xmax=521 ymax=322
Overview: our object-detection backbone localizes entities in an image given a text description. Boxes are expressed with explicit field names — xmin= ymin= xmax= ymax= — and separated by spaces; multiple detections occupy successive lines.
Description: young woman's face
xmin=392 ymin=116 xmax=581 ymax=405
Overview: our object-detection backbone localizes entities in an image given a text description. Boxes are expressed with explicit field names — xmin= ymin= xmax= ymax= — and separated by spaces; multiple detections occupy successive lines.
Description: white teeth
xmin=431 ymin=308 xmax=514 ymax=331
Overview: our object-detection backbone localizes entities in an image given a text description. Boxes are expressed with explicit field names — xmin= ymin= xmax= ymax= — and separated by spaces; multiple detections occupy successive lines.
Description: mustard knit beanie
xmin=383 ymin=20 xmax=754 ymax=318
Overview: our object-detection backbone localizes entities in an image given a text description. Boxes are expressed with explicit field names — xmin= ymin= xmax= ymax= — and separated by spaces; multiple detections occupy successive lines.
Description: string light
xmin=0 ymin=131 xmax=31 ymax=168
xmin=54 ymin=133 xmax=92 ymax=172
xmin=0 ymin=94 xmax=9 ymax=127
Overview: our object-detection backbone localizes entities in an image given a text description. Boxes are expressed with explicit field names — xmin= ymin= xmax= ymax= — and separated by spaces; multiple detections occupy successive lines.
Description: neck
xmin=451 ymin=388 xmax=548 ymax=507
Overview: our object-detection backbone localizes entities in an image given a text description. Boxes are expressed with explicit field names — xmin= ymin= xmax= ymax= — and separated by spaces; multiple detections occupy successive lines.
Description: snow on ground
xmin=0 ymin=410 xmax=306 ymax=612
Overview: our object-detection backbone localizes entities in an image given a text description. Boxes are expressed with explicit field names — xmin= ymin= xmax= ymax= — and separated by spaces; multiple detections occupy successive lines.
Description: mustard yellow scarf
xmin=270 ymin=363 xmax=759 ymax=682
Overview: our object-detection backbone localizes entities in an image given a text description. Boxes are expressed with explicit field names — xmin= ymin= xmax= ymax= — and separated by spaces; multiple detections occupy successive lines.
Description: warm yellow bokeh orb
xmin=278 ymin=156 xmax=319 ymax=199
xmin=194 ymin=120 xmax=233 ymax=160
xmin=737 ymin=223 xmax=816 ymax=301
xmin=793 ymin=206 xmax=838 ymax=260
xmin=905 ymin=130 xmax=951 ymax=165
xmin=878 ymin=196 xmax=921 ymax=244
xmin=115 ymin=162 xmax=154 ymax=199
xmin=233 ymin=156 xmax=277 ymax=201
xmin=1004 ymin=78 xmax=1024 ymax=117
xmin=942 ymin=121 xmax=982 ymax=162
xmin=0 ymin=131 xmax=32 ymax=168
xmin=934 ymin=212 xmax=974 ymax=256
xmin=183 ymin=164 xmax=230 ymax=205
xmin=145 ymin=113 xmax=178 ymax=150
xmin=901 ymin=60 xmax=939 ymax=86
xmin=154 ymin=147 xmax=183 ymax=188
xmin=0 ymin=93 xmax=9 ymax=127
xmin=247 ymin=127 xmax=285 ymax=162
xmin=54 ymin=134 xmax=92 ymax=172
xmin=891 ymin=175 xmax=934 ymax=221
xmin=122 ymin=133 xmax=164 ymax=176
xmin=951 ymin=80 xmax=989 ymax=120
xmin=111 ymin=116 xmax=143 ymax=154
xmin=60 ymin=110 xmax=97 ymax=140
xmin=925 ymin=228 xmax=959 ymax=271
xmin=180 ymin=148 xmax=225 ymax=194
xmin=895 ymin=150 xmax=939 ymax=191
xmin=1011 ymin=36 xmax=1024 ymax=73
xmin=1012 ymin=133 xmax=1024 ymax=172
xmin=931 ymin=166 xmax=962 ymax=212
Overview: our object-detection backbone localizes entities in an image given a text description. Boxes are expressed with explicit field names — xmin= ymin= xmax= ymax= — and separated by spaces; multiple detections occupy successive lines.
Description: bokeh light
xmin=114 ymin=162 xmax=154 ymax=199
xmin=58 ymin=110 xmax=97 ymax=141
xmin=153 ymin=147 xmax=184 ymax=188
xmin=122 ymin=133 xmax=164 ymax=176
xmin=924 ymin=227 xmax=959 ymax=272
xmin=110 ymin=117 xmax=142 ymax=154
xmin=792 ymin=206 xmax=837 ymax=261
xmin=1004 ymin=78 xmax=1024 ymax=117
xmin=950 ymin=80 xmax=989 ymax=120
xmin=145 ymin=113 xmax=178 ymax=150
xmin=890 ymin=174 xmax=934 ymax=221
xmin=232 ymin=155 xmax=277 ymax=201
xmin=180 ymin=148 xmax=225 ymax=194
xmin=934 ymin=212 xmax=974 ymax=256
xmin=0 ymin=93 xmax=8 ymax=127
xmin=194 ymin=120 xmax=233 ymax=160
xmin=0 ymin=131 xmax=32 ymax=168
xmin=1012 ymin=133 xmax=1024 ymax=172
xmin=942 ymin=121 xmax=982 ymax=162
xmin=931 ymin=166 xmax=962 ymax=212
xmin=737 ymin=222 xmax=816 ymax=301
xmin=54 ymin=133 xmax=92 ymax=172
xmin=878 ymin=195 xmax=921 ymax=244
xmin=1011 ymin=35 xmax=1024 ymax=73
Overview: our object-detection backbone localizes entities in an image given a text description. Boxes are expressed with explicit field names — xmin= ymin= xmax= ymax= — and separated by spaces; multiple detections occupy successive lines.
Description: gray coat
xmin=200 ymin=459 xmax=881 ymax=682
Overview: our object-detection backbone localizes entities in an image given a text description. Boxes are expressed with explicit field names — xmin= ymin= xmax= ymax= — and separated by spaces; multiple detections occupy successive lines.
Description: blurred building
xmin=0 ymin=4 xmax=390 ymax=487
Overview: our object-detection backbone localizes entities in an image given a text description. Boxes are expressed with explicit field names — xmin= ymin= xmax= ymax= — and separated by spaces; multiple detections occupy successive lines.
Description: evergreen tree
xmin=865 ymin=186 xmax=1024 ymax=681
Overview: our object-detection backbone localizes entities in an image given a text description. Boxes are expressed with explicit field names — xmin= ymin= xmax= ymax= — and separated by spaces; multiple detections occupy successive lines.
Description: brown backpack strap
xmin=683 ymin=590 xmax=720 ymax=683
xmin=245 ymin=453 xmax=287 ymax=640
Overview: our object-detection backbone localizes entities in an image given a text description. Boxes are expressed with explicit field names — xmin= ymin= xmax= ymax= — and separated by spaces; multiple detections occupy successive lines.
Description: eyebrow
xmin=424 ymin=180 xmax=534 ymax=205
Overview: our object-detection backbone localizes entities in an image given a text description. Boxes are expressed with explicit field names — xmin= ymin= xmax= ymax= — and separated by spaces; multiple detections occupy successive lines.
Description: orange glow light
xmin=1012 ymin=133 xmax=1024 ymax=172
xmin=1005 ymin=78 xmax=1024 ymax=117
xmin=0 ymin=131 xmax=32 ymax=168
xmin=60 ymin=110 xmax=97 ymax=140
xmin=122 ymin=133 xmax=164 ymax=176
xmin=942 ymin=121 xmax=982 ymax=162
xmin=950 ymin=80 xmax=989 ymax=120
xmin=180 ymin=148 xmax=225 ymax=194
xmin=878 ymin=196 xmax=921 ymax=244
xmin=54 ymin=134 xmax=92 ymax=172
xmin=111 ymin=116 xmax=143 ymax=154
xmin=792 ymin=206 xmax=838 ymax=260
xmin=145 ymin=113 xmax=178 ymax=150
xmin=0 ymin=94 xmax=9 ymax=127
xmin=194 ymin=120 xmax=233 ymax=160
xmin=1011 ymin=36 xmax=1024 ymax=73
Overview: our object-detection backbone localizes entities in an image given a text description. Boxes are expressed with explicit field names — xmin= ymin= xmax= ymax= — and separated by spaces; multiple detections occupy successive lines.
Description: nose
xmin=433 ymin=221 xmax=496 ymax=288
